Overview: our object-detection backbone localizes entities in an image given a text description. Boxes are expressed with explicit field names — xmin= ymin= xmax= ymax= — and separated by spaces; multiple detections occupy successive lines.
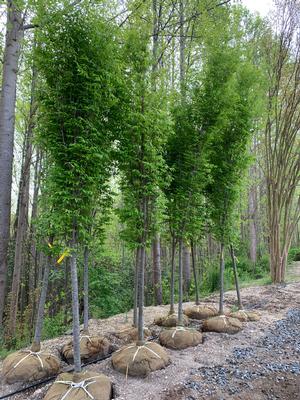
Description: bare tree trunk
xmin=249 ymin=186 xmax=257 ymax=264
xmin=219 ymin=243 xmax=225 ymax=315
xmin=70 ymin=225 xmax=81 ymax=373
xmin=137 ymin=244 xmax=145 ymax=344
xmin=152 ymin=234 xmax=162 ymax=305
xmin=133 ymin=247 xmax=140 ymax=328
xmin=83 ymin=246 xmax=89 ymax=333
xmin=169 ymin=235 xmax=176 ymax=314
xmin=177 ymin=239 xmax=183 ymax=326
xmin=0 ymin=0 xmax=24 ymax=326
xmin=31 ymin=254 xmax=51 ymax=352
xmin=230 ymin=244 xmax=242 ymax=309
xmin=8 ymin=127 xmax=32 ymax=337
xmin=191 ymin=239 xmax=200 ymax=305
xmin=183 ymin=243 xmax=191 ymax=300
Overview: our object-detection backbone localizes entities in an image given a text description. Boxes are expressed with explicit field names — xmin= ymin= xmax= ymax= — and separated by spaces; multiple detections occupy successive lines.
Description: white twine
xmin=132 ymin=343 xmax=161 ymax=362
xmin=171 ymin=327 xmax=186 ymax=339
xmin=80 ymin=335 xmax=92 ymax=344
xmin=55 ymin=376 xmax=99 ymax=400
xmin=13 ymin=350 xmax=44 ymax=370
xmin=239 ymin=310 xmax=248 ymax=319
xmin=220 ymin=315 xmax=228 ymax=326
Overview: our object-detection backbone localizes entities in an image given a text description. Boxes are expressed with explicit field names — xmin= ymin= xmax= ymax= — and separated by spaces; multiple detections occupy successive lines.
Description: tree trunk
xmin=31 ymin=254 xmax=51 ymax=352
xmin=191 ymin=239 xmax=200 ymax=305
xmin=152 ymin=234 xmax=162 ymax=305
xmin=219 ymin=243 xmax=225 ymax=315
xmin=169 ymin=235 xmax=176 ymax=314
xmin=249 ymin=186 xmax=257 ymax=264
xmin=178 ymin=239 xmax=183 ymax=326
xmin=133 ymin=246 xmax=140 ymax=328
xmin=83 ymin=246 xmax=89 ymax=333
xmin=70 ymin=226 xmax=81 ymax=373
xmin=183 ymin=243 xmax=191 ymax=300
xmin=137 ymin=244 xmax=145 ymax=345
xmin=230 ymin=244 xmax=242 ymax=309
xmin=0 ymin=0 xmax=24 ymax=326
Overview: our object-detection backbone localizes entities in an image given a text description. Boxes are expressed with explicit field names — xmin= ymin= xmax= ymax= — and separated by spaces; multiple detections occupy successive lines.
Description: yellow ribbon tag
xmin=57 ymin=250 xmax=70 ymax=265
xmin=48 ymin=243 xmax=53 ymax=249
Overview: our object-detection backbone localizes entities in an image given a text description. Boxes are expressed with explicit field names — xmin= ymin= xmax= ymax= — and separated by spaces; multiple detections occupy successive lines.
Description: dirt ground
xmin=1 ymin=263 xmax=299 ymax=400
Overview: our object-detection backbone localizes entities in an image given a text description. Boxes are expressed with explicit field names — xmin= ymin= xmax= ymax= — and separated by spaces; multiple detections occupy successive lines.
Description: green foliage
xmin=288 ymin=247 xmax=300 ymax=263
xmin=88 ymin=256 xmax=134 ymax=318
xmin=35 ymin=5 xmax=123 ymax=243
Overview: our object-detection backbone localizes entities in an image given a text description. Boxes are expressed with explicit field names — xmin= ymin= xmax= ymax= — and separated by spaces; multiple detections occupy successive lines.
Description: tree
xmin=205 ymin=8 xmax=256 ymax=314
xmin=263 ymin=0 xmax=300 ymax=283
xmin=36 ymin=4 xmax=121 ymax=373
xmin=0 ymin=0 xmax=24 ymax=326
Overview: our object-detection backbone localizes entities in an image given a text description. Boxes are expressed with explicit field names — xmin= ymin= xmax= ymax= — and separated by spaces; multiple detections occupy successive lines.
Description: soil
xmin=1 ymin=262 xmax=299 ymax=400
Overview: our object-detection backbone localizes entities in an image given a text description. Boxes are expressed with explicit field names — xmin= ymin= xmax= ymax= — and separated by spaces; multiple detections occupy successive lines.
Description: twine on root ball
xmin=112 ymin=341 xmax=170 ymax=377
xmin=2 ymin=349 xmax=60 ymax=384
xmin=159 ymin=326 xmax=202 ymax=350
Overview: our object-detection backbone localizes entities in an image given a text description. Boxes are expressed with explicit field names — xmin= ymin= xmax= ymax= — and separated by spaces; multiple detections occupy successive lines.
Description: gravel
xmin=184 ymin=308 xmax=300 ymax=397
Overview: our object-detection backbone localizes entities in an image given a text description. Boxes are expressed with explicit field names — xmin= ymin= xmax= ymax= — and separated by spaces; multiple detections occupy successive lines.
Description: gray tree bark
xmin=133 ymin=247 xmax=140 ymax=328
xmin=169 ymin=235 xmax=176 ymax=314
xmin=191 ymin=240 xmax=200 ymax=305
xmin=230 ymin=244 xmax=242 ymax=309
xmin=70 ymin=227 xmax=81 ymax=373
xmin=183 ymin=243 xmax=191 ymax=300
xmin=152 ymin=234 xmax=162 ymax=305
xmin=83 ymin=246 xmax=89 ymax=333
xmin=219 ymin=243 xmax=225 ymax=315
xmin=31 ymin=254 xmax=51 ymax=352
xmin=0 ymin=0 xmax=24 ymax=326
xmin=178 ymin=239 xmax=183 ymax=326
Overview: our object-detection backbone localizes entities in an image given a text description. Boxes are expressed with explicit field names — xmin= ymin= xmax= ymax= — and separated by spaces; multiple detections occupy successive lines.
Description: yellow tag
xmin=48 ymin=242 xmax=53 ymax=249
xmin=57 ymin=250 xmax=69 ymax=265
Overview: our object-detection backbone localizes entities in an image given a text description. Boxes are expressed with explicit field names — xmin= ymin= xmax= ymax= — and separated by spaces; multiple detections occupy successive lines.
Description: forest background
xmin=0 ymin=0 xmax=299 ymax=356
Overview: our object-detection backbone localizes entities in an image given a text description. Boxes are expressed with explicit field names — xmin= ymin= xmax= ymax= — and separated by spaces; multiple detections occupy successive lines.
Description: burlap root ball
xmin=202 ymin=315 xmax=243 ymax=334
xmin=44 ymin=370 xmax=112 ymax=400
xmin=154 ymin=313 xmax=189 ymax=327
xmin=184 ymin=304 xmax=218 ymax=320
xmin=2 ymin=350 xmax=60 ymax=384
xmin=61 ymin=335 xmax=110 ymax=363
xmin=113 ymin=326 xmax=151 ymax=344
xmin=112 ymin=341 xmax=170 ymax=377
xmin=229 ymin=310 xmax=261 ymax=322
xmin=159 ymin=327 xmax=202 ymax=350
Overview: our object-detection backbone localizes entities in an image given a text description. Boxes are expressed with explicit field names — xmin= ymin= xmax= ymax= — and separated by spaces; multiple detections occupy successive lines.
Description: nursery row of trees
xmin=0 ymin=0 xmax=299 ymax=346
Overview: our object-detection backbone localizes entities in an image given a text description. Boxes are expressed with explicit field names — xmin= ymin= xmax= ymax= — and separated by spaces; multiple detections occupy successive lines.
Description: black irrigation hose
xmin=0 ymin=335 xmax=159 ymax=400
xmin=0 ymin=351 xmax=114 ymax=400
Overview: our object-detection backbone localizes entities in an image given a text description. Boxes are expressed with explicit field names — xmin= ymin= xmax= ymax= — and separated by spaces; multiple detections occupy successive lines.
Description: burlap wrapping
xmin=202 ymin=315 xmax=243 ymax=334
xmin=228 ymin=310 xmax=249 ymax=322
xmin=154 ymin=313 xmax=189 ymax=327
xmin=184 ymin=305 xmax=218 ymax=320
xmin=61 ymin=335 xmax=110 ymax=363
xmin=245 ymin=311 xmax=261 ymax=321
xmin=159 ymin=327 xmax=202 ymax=350
xmin=2 ymin=350 xmax=60 ymax=384
xmin=44 ymin=371 xmax=112 ymax=400
xmin=113 ymin=327 xmax=151 ymax=343
xmin=229 ymin=310 xmax=261 ymax=322
xmin=112 ymin=341 xmax=170 ymax=377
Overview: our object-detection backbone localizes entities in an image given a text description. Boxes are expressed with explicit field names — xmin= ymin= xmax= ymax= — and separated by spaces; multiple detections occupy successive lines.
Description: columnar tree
xmin=36 ymin=4 xmax=121 ymax=375
xmin=204 ymin=8 xmax=256 ymax=314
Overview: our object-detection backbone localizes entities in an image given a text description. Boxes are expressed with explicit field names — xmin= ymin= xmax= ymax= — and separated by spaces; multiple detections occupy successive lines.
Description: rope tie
xmin=132 ymin=343 xmax=161 ymax=362
xmin=239 ymin=310 xmax=248 ymax=319
xmin=13 ymin=350 xmax=44 ymax=370
xmin=220 ymin=315 xmax=228 ymax=326
xmin=56 ymin=376 xmax=99 ymax=400
xmin=171 ymin=326 xmax=186 ymax=338
xmin=80 ymin=335 xmax=92 ymax=344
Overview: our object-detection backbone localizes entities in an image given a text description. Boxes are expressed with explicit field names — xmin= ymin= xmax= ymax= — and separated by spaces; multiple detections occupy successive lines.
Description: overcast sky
xmin=240 ymin=0 xmax=273 ymax=16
